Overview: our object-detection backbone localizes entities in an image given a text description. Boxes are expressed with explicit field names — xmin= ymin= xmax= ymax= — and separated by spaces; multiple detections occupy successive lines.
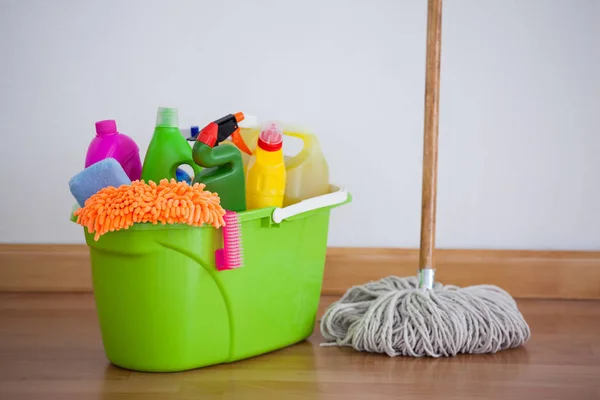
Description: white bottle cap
xmin=156 ymin=107 xmax=178 ymax=127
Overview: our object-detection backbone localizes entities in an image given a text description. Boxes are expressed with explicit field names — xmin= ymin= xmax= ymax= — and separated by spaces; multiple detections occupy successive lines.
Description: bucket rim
xmin=70 ymin=184 xmax=351 ymax=232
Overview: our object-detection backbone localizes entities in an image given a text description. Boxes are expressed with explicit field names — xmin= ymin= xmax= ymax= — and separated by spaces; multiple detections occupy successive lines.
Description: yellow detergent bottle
xmin=246 ymin=122 xmax=286 ymax=210
xmin=240 ymin=122 xmax=330 ymax=206
xmin=282 ymin=130 xmax=329 ymax=206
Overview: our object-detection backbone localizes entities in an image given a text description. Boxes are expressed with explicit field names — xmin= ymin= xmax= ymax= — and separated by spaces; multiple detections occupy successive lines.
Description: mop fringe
xmin=320 ymin=276 xmax=531 ymax=357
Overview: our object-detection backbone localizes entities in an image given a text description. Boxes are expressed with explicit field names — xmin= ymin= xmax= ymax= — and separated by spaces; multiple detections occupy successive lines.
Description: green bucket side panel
xmin=86 ymin=226 xmax=230 ymax=372
xmin=214 ymin=209 xmax=332 ymax=361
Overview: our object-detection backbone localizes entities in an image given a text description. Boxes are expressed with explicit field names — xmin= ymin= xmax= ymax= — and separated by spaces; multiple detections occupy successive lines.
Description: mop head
xmin=320 ymin=276 xmax=531 ymax=357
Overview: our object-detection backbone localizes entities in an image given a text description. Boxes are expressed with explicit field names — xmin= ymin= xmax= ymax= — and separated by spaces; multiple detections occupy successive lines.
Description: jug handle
xmin=271 ymin=186 xmax=348 ymax=223
xmin=282 ymin=131 xmax=311 ymax=168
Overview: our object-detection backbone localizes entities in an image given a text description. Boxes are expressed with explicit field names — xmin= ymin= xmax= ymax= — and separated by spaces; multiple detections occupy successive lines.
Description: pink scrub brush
xmin=215 ymin=211 xmax=244 ymax=271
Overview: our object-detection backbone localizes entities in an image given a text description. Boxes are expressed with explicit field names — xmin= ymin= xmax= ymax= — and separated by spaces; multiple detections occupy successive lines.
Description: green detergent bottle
xmin=141 ymin=107 xmax=201 ymax=183
xmin=192 ymin=112 xmax=252 ymax=212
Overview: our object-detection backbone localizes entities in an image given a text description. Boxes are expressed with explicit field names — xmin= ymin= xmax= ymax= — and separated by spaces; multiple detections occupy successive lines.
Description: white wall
xmin=0 ymin=0 xmax=598 ymax=250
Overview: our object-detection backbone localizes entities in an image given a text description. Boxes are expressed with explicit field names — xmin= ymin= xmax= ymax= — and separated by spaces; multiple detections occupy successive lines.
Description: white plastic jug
xmin=282 ymin=131 xmax=329 ymax=206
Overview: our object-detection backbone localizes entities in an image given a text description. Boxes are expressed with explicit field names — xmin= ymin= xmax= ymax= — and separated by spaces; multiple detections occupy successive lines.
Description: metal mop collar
xmin=319 ymin=0 xmax=531 ymax=357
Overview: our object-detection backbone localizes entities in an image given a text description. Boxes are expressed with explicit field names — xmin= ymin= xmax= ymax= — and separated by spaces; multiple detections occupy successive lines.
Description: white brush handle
xmin=271 ymin=186 xmax=348 ymax=224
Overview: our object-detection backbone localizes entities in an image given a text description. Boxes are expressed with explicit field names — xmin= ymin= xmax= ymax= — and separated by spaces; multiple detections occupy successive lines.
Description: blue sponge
xmin=69 ymin=158 xmax=131 ymax=206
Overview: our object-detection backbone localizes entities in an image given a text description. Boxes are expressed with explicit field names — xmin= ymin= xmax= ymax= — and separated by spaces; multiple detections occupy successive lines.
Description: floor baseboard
xmin=1 ymin=244 xmax=598 ymax=299
xmin=324 ymin=248 xmax=600 ymax=299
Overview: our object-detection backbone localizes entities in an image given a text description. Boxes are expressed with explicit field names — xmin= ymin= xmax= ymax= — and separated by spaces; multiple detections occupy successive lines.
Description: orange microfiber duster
xmin=74 ymin=179 xmax=226 ymax=240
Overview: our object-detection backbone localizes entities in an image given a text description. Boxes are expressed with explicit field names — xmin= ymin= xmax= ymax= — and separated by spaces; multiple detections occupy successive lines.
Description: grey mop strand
xmin=320 ymin=276 xmax=531 ymax=357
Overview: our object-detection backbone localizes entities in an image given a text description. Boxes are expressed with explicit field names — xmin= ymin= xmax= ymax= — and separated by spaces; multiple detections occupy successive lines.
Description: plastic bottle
xmin=282 ymin=131 xmax=329 ymax=206
xmin=192 ymin=112 xmax=251 ymax=212
xmin=174 ymin=125 xmax=200 ymax=183
xmin=233 ymin=117 xmax=293 ymax=175
xmin=246 ymin=122 xmax=287 ymax=210
xmin=85 ymin=120 xmax=142 ymax=181
xmin=187 ymin=126 xmax=200 ymax=141
xmin=241 ymin=126 xmax=330 ymax=206
xmin=175 ymin=168 xmax=192 ymax=184
xmin=141 ymin=107 xmax=201 ymax=184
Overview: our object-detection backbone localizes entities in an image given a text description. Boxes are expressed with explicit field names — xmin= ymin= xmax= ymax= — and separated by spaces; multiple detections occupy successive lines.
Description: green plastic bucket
xmin=72 ymin=185 xmax=350 ymax=372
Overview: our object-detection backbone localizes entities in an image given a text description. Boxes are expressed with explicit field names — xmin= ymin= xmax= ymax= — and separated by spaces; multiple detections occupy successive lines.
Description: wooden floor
xmin=0 ymin=294 xmax=599 ymax=400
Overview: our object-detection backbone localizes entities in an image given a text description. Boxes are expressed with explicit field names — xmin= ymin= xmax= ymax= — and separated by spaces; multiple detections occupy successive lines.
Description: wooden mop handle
xmin=419 ymin=0 xmax=443 ymax=274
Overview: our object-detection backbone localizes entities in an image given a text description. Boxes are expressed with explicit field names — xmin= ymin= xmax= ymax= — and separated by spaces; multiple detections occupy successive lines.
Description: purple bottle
xmin=85 ymin=120 xmax=142 ymax=181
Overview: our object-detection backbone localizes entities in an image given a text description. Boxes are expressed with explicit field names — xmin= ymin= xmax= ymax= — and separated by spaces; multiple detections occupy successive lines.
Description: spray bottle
xmin=192 ymin=112 xmax=252 ymax=212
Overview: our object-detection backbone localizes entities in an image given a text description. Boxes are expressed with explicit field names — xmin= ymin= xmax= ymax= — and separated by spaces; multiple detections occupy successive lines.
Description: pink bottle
xmin=85 ymin=120 xmax=142 ymax=181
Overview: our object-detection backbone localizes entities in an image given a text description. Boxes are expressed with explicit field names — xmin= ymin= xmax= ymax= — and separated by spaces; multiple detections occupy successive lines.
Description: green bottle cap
xmin=156 ymin=107 xmax=178 ymax=127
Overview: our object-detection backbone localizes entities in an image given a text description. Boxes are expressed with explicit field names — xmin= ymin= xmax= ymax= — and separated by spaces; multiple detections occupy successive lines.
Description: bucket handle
xmin=271 ymin=185 xmax=348 ymax=224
